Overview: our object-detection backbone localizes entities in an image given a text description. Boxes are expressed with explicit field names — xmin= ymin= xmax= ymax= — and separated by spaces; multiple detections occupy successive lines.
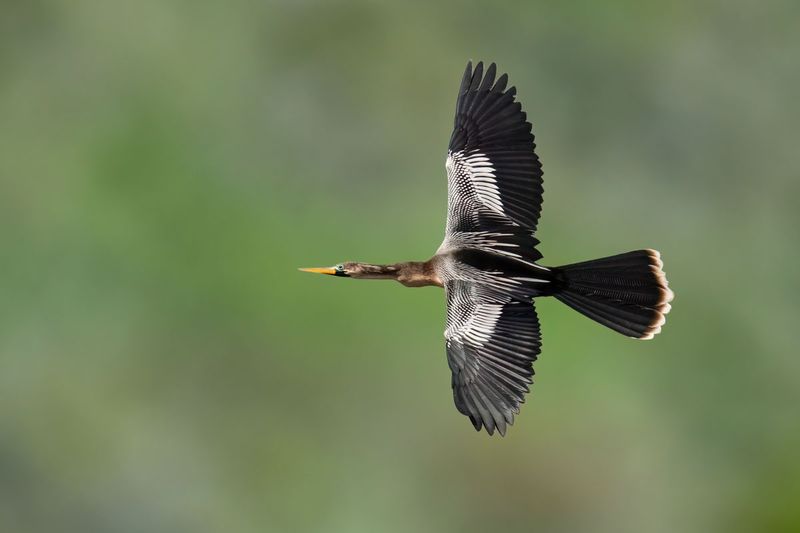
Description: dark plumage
xmin=301 ymin=61 xmax=674 ymax=436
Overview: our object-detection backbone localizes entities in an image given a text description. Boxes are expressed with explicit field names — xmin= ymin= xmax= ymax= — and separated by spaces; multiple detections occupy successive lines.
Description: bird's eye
xmin=335 ymin=264 xmax=345 ymax=271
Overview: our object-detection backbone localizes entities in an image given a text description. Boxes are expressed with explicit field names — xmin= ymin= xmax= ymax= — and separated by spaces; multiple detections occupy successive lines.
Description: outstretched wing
xmin=444 ymin=280 xmax=542 ymax=436
xmin=445 ymin=61 xmax=544 ymax=235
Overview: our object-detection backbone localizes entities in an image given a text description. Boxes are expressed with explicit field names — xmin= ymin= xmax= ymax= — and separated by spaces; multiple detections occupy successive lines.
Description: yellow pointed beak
xmin=298 ymin=267 xmax=337 ymax=275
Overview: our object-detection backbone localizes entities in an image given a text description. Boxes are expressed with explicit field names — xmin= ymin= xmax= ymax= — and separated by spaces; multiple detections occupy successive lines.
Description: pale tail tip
xmin=638 ymin=249 xmax=674 ymax=340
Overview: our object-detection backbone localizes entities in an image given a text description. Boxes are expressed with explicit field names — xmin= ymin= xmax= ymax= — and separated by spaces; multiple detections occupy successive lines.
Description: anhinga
xmin=301 ymin=61 xmax=673 ymax=436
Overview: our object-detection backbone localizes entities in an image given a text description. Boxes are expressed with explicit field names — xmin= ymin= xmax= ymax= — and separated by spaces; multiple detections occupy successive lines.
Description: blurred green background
xmin=2 ymin=1 xmax=799 ymax=532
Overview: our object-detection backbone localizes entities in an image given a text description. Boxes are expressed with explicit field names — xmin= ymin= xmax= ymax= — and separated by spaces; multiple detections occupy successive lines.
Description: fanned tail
xmin=553 ymin=249 xmax=674 ymax=339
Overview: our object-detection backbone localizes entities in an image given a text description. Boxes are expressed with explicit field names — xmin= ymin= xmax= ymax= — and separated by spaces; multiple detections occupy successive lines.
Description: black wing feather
xmin=445 ymin=281 xmax=542 ymax=436
xmin=446 ymin=61 xmax=544 ymax=233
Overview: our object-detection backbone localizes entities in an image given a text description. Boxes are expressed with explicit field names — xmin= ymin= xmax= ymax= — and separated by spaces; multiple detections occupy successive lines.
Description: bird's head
xmin=299 ymin=262 xmax=399 ymax=280
xmin=298 ymin=262 xmax=351 ymax=277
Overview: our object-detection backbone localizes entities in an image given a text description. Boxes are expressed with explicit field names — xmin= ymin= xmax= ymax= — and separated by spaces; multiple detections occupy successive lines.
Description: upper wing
xmin=445 ymin=280 xmax=541 ymax=436
xmin=445 ymin=61 xmax=544 ymax=234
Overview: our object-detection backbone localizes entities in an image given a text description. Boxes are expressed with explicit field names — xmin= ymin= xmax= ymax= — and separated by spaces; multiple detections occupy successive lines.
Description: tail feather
xmin=553 ymin=249 xmax=673 ymax=339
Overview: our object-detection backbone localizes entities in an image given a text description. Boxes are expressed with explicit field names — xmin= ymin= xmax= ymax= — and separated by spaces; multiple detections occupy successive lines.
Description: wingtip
xmin=470 ymin=62 xmax=484 ymax=91
xmin=469 ymin=415 xmax=482 ymax=431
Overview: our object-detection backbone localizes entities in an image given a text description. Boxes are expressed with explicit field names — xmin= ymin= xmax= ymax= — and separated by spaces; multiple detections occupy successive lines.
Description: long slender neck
xmin=353 ymin=263 xmax=401 ymax=280
xmin=354 ymin=260 xmax=442 ymax=288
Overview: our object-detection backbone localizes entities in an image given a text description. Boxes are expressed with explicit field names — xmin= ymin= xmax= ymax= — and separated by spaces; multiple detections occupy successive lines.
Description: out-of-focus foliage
xmin=1 ymin=1 xmax=798 ymax=532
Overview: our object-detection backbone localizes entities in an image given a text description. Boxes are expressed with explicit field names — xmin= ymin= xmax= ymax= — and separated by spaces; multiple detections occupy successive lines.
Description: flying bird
xmin=301 ymin=61 xmax=673 ymax=436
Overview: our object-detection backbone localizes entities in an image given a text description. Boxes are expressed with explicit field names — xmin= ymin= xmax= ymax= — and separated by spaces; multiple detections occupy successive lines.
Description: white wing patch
xmin=463 ymin=151 xmax=504 ymax=215
xmin=447 ymin=150 xmax=505 ymax=217
xmin=446 ymin=302 xmax=504 ymax=348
